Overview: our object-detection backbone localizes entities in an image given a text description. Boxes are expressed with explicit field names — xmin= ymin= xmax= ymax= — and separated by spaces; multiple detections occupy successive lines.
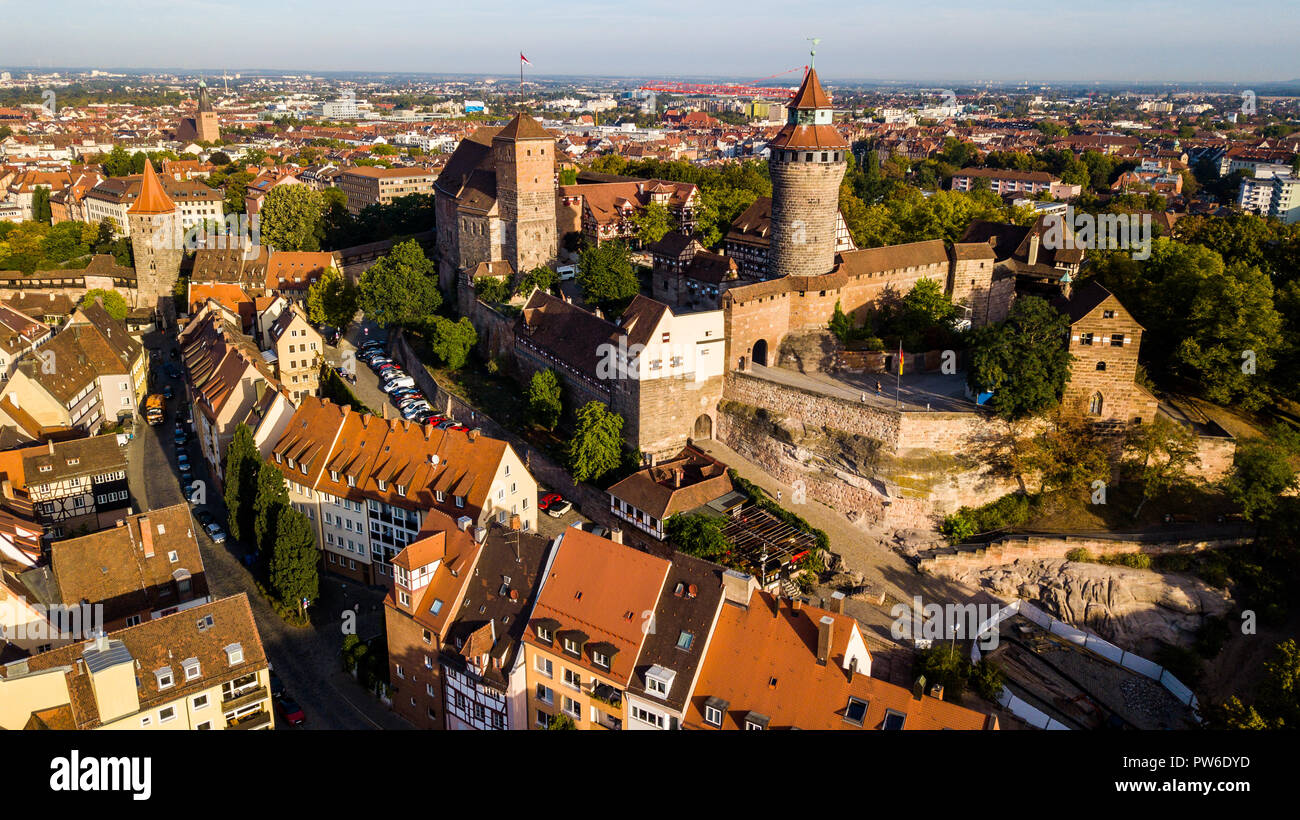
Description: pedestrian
xmin=861 ymin=391 xmax=866 ymax=402
xmin=777 ymin=490 xmax=782 ymax=503
xmin=876 ymin=380 xmax=882 ymax=395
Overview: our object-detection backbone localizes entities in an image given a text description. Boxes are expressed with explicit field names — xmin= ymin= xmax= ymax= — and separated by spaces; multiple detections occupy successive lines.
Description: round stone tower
xmin=767 ymin=67 xmax=848 ymax=279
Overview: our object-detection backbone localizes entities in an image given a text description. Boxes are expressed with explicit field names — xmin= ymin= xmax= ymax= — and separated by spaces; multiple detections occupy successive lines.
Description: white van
xmin=556 ymin=264 xmax=577 ymax=281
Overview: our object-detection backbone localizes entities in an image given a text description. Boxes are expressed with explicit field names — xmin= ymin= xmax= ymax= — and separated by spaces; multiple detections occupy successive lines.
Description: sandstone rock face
xmin=939 ymin=558 xmax=1231 ymax=651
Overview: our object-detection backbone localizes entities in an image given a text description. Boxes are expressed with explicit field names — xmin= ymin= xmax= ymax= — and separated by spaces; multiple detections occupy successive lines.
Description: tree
xmin=1205 ymin=640 xmax=1300 ymax=729
xmin=1123 ymin=415 xmax=1201 ymax=518
xmin=577 ymin=240 xmax=639 ymax=314
xmin=31 ymin=187 xmax=51 ymax=224
xmin=357 ymin=239 xmax=441 ymax=327
xmin=967 ymin=296 xmax=1072 ymax=421
xmin=565 ymin=401 xmax=623 ymax=483
xmin=260 ymin=185 xmax=325 ymax=251
xmin=223 ymin=424 xmax=260 ymax=544
xmin=427 ymin=316 xmax=477 ymax=370
xmin=515 ymin=265 xmax=558 ymax=297
xmin=79 ymin=288 xmax=128 ymax=322
xmin=545 ymin=714 xmax=577 ymax=730
xmin=253 ymin=460 xmax=290 ymax=556
xmin=631 ymin=202 xmax=674 ymax=245
xmin=664 ymin=513 xmax=731 ymax=561
xmin=528 ymin=369 xmax=563 ymax=431
xmin=306 ymin=266 xmax=359 ymax=329
xmin=828 ymin=300 xmax=856 ymax=344
xmin=1222 ymin=438 xmax=1299 ymax=521
xmin=1015 ymin=411 xmax=1113 ymax=498
xmin=913 ymin=645 xmax=969 ymax=702
xmin=473 ymin=276 xmax=511 ymax=304
xmin=269 ymin=506 xmax=319 ymax=614
xmin=208 ymin=150 xmax=232 ymax=166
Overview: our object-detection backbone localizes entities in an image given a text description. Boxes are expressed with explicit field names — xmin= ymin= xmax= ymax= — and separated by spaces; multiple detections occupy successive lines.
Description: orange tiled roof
xmin=127 ymin=160 xmax=175 ymax=215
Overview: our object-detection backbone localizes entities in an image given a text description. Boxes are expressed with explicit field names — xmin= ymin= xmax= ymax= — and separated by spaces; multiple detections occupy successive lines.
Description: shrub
xmin=1065 ymin=548 xmax=1093 ymax=563
xmin=970 ymin=659 xmax=1005 ymax=702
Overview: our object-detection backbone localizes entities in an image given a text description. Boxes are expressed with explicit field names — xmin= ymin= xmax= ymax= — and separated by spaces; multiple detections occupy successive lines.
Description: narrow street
xmin=132 ymin=331 xmax=410 ymax=731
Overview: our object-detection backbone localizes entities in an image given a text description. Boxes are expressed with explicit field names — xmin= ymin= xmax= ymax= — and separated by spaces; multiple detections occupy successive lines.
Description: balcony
xmin=593 ymin=713 xmax=622 ymax=730
xmin=590 ymin=682 xmax=624 ymax=710
xmin=221 ymin=685 xmax=270 ymax=712
xmin=226 ymin=710 xmax=272 ymax=730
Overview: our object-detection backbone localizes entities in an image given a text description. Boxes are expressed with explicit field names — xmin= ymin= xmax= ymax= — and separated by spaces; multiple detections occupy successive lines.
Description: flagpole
xmin=896 ymin=339 xmax=903 ymax=409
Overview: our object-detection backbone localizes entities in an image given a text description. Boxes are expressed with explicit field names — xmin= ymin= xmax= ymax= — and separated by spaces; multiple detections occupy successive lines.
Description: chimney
xmin=792 ymin=597 xmax=802 ymax=611
xmin=48 ymin=439 xmax=55 ymax=455
xmin=473 ymin=526 xmax=487 ymax=543
xmin=816 ymin=615 xmax=834 ymax=665
xmin=1027 ymin=233 xmax=1040 ymax=266
xmin=509 ymin=514 xmax=521 ymax=531
xmin=673 ymin=468 xmax=682 ymax=489
xmin=609 ymin=527 xmax=622 ymax=544
xmin=721 ymin=569 xmax=757 ymax=608
xmin=929 ymin=682 xmax=945 ymax=700
xmin=829 ymin=590 xmax=846 ymax=613
xmin=139 ymin=517 xmax=154 ymax=558
xmin=456 ymin=515 xmax=472 ymax=531
xmin=468 ymin=427 xmax=480 ymax=442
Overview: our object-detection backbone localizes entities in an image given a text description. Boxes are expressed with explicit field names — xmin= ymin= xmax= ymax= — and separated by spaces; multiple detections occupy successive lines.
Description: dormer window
xmin=436 ymin=490 xmax=445 ymax=503
xmin=224 ymin=643 xmax=243 ymax=666
xmin=455 ymin=495 xmax=464 ymax=508
xmin=347 ymin=475 xmax=356 ymax=487
xmin=645 ymin=664 xmax=675 ymax=699
xmin=377 ymin=479 xmax=387 ymax=491
xmin=287 ymin=458 xmax=296 ymax=469
xmin=182 ymin=658 xmax=201 ymax=681
xmin=275 ymin=453 xmax=283 ymax=463
xmin=155 ymin=667 xmax=174 ymax=689
xmin=592 ymin=650 xmax=609 ymax=668
xmin=536 ymin=625 xmax=552 ymax=642
xmin=396 ymin=484 xmax=406 ymax=497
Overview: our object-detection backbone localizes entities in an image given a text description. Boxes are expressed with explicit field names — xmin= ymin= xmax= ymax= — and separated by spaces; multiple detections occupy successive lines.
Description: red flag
xmin=520 ymin=53 xmax=531 ymax=65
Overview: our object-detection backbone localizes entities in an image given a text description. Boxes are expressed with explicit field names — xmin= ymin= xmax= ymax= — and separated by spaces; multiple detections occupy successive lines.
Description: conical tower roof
xmin=788 ymin=67 xmax=833 ymax=110
xmin=197 ymin=81 xmax=213 ymax=114
xmin=129 ymin=160 xmax=176 ymax=215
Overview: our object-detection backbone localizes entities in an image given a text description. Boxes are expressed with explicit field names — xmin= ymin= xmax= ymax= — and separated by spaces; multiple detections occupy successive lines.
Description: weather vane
xmin=808 ymin=37 xmax=821 ymax=68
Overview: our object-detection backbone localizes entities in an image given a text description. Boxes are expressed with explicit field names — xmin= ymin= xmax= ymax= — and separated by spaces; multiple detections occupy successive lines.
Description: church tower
xmin=196 ymin=81 xmax=220 ymax=143
xmin=129 ymin=160 xmax=183 ymax=312
xmin=767 ymin=66 xmax=848 ymax=279
xmin=492 ymin=113 xmax=557 ymax=275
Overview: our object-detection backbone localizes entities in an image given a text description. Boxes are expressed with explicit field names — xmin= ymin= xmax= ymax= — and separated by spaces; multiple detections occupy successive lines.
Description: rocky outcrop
xmin=938 ymin=558 xmax=1231 ymax=651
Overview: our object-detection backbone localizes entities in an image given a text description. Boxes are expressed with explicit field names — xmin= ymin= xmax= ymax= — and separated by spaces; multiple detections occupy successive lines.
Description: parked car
xmin=205 ymin=521 xmax=227 ymax=544
xmin=269 ymin=671 xmax=286 ymax=699
xmin=277 ymin=696 xmax=305 ymax=726
xmin=177 ymin=452 xmax=190 ymax=467
xmin=383 ymin=377 xmax=415 ymax=392
xmin=162 ymin=384 xmax=174 ymax=399
xmin=401 ymin=404 xmax=431 ymax=420
xmin=542 ymin=493 xmax=572 ymax=517
xmin=435 ymin=419 xmax=458 ymax=430
xmin=196 ymin=509 xmax=215 ymax=528
xmin=184 ymin=481 xmax=202 ymax=502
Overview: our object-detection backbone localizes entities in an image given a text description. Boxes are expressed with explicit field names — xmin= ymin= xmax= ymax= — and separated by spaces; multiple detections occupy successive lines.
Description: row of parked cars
xmin=358 ymin=340 xmax=470 ymax=432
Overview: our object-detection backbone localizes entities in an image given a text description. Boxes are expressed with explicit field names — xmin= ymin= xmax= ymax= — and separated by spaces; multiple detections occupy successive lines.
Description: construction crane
xmin=637 ymin=64 xmax=807 ymax=99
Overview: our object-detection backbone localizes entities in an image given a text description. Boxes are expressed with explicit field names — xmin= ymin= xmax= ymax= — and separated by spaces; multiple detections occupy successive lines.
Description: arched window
xmin=1096 ymin=361 xmax=1106 ymax=371
xmin=1088 ymin=392 xmax=1104 ymax=415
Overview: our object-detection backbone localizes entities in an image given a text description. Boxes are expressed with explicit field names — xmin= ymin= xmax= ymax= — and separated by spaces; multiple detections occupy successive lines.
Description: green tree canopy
xmin=427 ymin=316 xmax=477 ymax=370
xmin=357 ymin=239 xmax=442 ymax=327
xmin=631 ymin=202 xmax=674 ymax=245
xmin=223 ymin=423 xmax=261 ymax=544
xmin=260 ymin=184 xmax=325 ymax=252
xmin=967 ymin=296 xmax=1072 ymax=421
xmin=306 ymin=266 xmax=359 ymax=329
xmin=528 ymin=369 xmax=563 ymax=431
xmin=80 ymin=288 xmax=128 ymax=322
xmin=566 ymin=401 xmax=624 ymax=484
xmin=1223 ymin=438 xmax=1299 ymax=521
xmin=253 ymin=460 xmax=290 ymax=556
xmin=664 ymin=513 xmax=731 ymax=561
xmin=269 ymin=506 xmax=320 ymax=613
xmin=577 ymin=240 xmax=640 ymax=314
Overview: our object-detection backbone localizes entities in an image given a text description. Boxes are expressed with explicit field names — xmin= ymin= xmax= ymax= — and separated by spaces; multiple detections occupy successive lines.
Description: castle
xmin=128 ymin=159 xmax=184 ymax=313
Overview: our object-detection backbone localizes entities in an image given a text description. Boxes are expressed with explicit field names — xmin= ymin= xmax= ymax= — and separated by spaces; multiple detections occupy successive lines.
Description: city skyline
xmin=2 ymin=0 xmax=1298 ymax=84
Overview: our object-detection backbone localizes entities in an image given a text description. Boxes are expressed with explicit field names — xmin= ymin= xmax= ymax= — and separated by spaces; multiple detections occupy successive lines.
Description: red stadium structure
xmin=638 ymin=65 xmax=808 ymax=99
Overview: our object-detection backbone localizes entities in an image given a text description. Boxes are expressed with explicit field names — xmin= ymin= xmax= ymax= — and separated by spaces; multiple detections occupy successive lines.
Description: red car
xmin=277 ymin=696 xmax=305 ymax=727
xmin=540 ymin=493 xmax=562 ymax=510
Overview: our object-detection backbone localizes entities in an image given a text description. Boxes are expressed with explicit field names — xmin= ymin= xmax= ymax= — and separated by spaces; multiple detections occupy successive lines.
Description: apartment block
xmin=337 ymin=166 xmax=434 ymax=215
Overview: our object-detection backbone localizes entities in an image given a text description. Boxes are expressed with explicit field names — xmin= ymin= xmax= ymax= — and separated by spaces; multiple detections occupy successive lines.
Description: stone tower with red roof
xmin=766 ymin=67 xmax=848 ymax=279
xmin=492 ymin=113 xmax=557 ymax=275
xmin=129 ymin=160 xmax=183 ymax=311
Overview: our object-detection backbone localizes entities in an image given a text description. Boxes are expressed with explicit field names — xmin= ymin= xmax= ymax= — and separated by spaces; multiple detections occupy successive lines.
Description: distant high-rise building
xmin=766 ymin=68 xmax=848 ymax=279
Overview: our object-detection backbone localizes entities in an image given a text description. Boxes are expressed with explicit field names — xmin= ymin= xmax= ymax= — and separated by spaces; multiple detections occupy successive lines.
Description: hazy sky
xmin=3 ymin=0 xmax=1298 ymax=83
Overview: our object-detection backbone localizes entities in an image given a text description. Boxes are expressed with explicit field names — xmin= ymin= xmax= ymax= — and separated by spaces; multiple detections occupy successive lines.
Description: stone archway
xmin=693 ymin=413 xmax=713 ymax=440
xmin=752 ymin=338 xmax=769 ymax=367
